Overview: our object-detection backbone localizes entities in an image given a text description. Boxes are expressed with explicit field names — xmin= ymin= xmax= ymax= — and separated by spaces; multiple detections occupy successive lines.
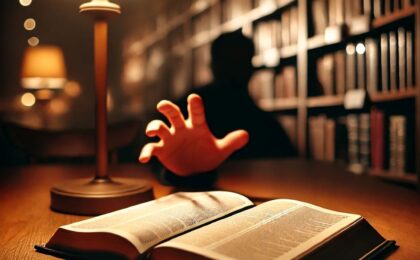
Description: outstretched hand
xmin=139 ymin=94 xmax=249 ymax=176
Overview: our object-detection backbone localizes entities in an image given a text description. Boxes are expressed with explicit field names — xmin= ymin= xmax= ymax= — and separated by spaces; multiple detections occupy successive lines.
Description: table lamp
xmin=21 ymin=45 xmax=67 ymax=90
xmin=50 ymin=0 xmax=153 ymax=215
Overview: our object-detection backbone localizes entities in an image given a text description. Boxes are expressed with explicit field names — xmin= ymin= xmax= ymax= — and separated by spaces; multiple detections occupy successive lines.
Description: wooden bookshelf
xmin=133 ymin=0 xmax=419 ymax=187
xmin=307 ymin=95 xmax=344 ymax=108
xmin=372 ymin=5 xmax=417 ymax=28
xmin=259 ymin=95 xmax=299 ymax=110
xmin=370 ymin=87 xmax=417 ymax=102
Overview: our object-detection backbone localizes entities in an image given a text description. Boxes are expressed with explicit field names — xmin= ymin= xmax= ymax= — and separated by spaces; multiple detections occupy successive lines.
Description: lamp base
xmin=50 ymin=177 xmax=153 ymax=215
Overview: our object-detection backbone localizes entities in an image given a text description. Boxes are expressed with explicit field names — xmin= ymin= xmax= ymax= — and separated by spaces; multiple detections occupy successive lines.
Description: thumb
xmin=218 ymin=130 xmax=249 ymax=157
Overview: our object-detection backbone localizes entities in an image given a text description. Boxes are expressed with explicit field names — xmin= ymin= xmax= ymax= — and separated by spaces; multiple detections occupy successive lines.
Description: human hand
xmin=139 ymin=94 xmax=249 ymax=176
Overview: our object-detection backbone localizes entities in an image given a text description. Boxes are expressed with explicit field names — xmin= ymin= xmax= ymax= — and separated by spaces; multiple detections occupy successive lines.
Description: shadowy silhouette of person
xmin=139 ymin=31 xmax=296 ymax=186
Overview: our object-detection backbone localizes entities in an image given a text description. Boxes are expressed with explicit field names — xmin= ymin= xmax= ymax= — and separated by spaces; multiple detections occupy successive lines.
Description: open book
xmin=36 ymin=191 xmax=395 ymax=259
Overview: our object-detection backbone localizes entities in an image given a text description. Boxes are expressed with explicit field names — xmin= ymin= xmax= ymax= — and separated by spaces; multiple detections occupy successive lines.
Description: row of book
xmin=249 ymin=65 xmax=297 ymax=101
xmin=308 ymin=111 xmax=414 ymax=174
xmin=222 ymin=0 xmax=253 ymax=22
xmin=253 ymin=6 xmax=299 ymax=55
xmin=311 ymin=0 xmax=415 ymax=36
xmin=314 ymin=27 xmax=415 ymax=96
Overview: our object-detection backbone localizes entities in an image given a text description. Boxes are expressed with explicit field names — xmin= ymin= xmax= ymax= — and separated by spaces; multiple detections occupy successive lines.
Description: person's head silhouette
xmin=210 ymin=31 xmax=255 ymax=88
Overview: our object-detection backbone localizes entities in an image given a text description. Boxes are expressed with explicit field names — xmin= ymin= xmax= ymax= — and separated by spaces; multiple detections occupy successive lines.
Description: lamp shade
xmin=21 ymin=45 xmax=67 ymax=89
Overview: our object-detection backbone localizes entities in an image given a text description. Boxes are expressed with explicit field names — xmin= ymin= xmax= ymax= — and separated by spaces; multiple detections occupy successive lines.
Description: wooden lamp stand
xmin=50 ymin=0 xmax=153 ymax=215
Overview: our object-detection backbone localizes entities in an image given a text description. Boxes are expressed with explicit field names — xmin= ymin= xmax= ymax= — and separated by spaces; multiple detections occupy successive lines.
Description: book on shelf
xmin=389 ymin=31 xmax=398 ymax=92
xmin=311 ymin=0 xmax=328 ymax=35
xmin=274 ymin=66 xmax=297 ymax=99
xmin=389 ymin=115 xmax=406 ymax=173
xmin=406 ymin=30 xmax=413 ymax=87
xmin=316 ymin=54 xmax=335 ymax=95
xmin=370 ymin=108 xmax=385 ymax=170
xmin=289 ymin=6 xmax=298 ymax=45
xmin=249 ymin=69 xmax=275 ymax=101
xmin=35 ymin=191 xmax=396 ymax=259
xmin=346 ymin=43 xmax=357 ymax=90
xmin=380 ymin=33 xmax=389 ymax=92
xmin=365 ymin=38 xmax=378 ymax=94
xmin=359 ymin=113 xmax=371 ymax=169
xmin=325 ymin=118 xmax=336 ymax=162
xmin=334 ymin=50 xmax=346 ymax=95
xmin=356 ymin=42 xmax=366 ymax=90
xmin=397 ymin=27 xmax=406 ymax=90
xmin=347 ymin=114 xmax=363 ymax=174
xmin=281 ymin=9 xmax=291 ymax=47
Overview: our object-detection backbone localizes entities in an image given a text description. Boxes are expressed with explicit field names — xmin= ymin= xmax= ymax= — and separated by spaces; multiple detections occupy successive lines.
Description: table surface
xmin=0 ymin=159 xmax=419 ymax=259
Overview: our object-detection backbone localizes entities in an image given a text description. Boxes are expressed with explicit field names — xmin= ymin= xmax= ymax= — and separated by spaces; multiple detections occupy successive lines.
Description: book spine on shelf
xmin=389 ymin=31 xmax=397 ymax=92
xmin=347 ymin=114 xmax=360 ymax=168
xmin=389 ymin=116 xmax=406 ymax=173
xmin=312 ymin=0 xmax=328 ymax=35
xmin=346 ymin=43 xmax=356 ymax=91
xmin=325 ymin=118 xmax=336 ymax=162
xmin=406 ymin=30 xmax=413 ymax=87
xmin=317 ymin=55 xmax=334 ymax=95
xmin=359 ymin=113 xmax=371 ymax=168
xmin=290 ymin=7 xmax=298 ymax=45
xmin=380 ymin=33 xmax=389 ymax=92
xmin=373 ymin=0 xmax=382 ymax=19
xmin=281 ymin=10 xmax=291 ymax=47
xmin=335 ymin=0 xmax=345 ymax=25
xmin=397 ymin=27 xmax=406 ymax=90
xmin=356 ymin=42 xmax=366 ymax=90
xmin=366 ymin=38 xmax=378 ymax=94
xmin=334 ymin=50 xmax=346 ymax=95
xmin=370 ymin=109 xmax=385 ymax=170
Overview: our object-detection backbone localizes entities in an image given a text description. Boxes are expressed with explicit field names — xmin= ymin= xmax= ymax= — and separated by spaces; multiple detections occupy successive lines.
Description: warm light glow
xmin=21 ymin=92 xmax=36 ymax=107
xmin=27 ymin=36 xmax=39 ymax=46
xmin=19 ymin=0 xmax=32 ymax=6
xmin=21 ymin=45 xmax=67 ymax=89
xmin=35 ymin=89 xmax=54 ymax=100
xmin=107 ymin=89 xmax=114 ymax=111
xmin=64 ymin=81 xmax=82 ymax=97
xmin=263 ymin=48 xmax=280 ymax=67
xmin=24 ymin=18 xmax=36 ymax=31
xmin=49 ymin=99 xmax=69 ymax=115
xmin=346 ymin=44 xmax=355 ymax=55
xmin=356 ymin=43 xmax=366 ymax=54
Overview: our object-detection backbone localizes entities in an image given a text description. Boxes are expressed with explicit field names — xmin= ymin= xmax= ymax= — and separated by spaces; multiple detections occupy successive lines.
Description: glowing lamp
xmin=21 ymin=45 xmax=67 ymax=90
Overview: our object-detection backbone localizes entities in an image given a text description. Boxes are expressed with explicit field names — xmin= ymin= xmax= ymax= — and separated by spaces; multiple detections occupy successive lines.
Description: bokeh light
xmin=21 ymin=92 xmax=36 ymax=107
xmin=64 ymin=81 xmax=82 ymax=97
xmin=24 ymin=18 xmax=36 ymax=31
xmin=27 ymin=36 xmax=39 ymax=46
xmin=19 ymin=0 xmax=32 ymax=7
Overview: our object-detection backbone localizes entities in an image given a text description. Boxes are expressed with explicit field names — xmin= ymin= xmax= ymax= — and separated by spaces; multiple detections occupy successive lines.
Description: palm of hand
xmin=139 ymin=94 xmax=249 ymax=176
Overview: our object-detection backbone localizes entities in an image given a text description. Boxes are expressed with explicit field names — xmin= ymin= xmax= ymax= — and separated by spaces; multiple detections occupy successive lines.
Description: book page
xmin=158 ymin=199 xmax=360 ymax=260
xmin=64 ymin=191 xmax=252 ymax=254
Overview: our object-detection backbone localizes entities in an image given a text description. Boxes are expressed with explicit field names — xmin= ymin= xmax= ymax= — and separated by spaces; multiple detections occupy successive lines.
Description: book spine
xmin=328 ymin=0 xmax=337 ymax=26
xmin=366 ymin=38 xmax=378 ymax=94
xmin=406 ymin=30 xmax=413 ymax=87
xmin=281 ymin=10 xmax=291 ymax=47
xmin=373 ymin=0 xmax=382 ymax=18
xmin=380 ymin=33 xmax=389 ymax=92
xmin=389 ymin=31 xmax=397 ymax=92
xmin=397 ymin=27 xmax=406 ymax=90
xmin=335 ymin=0 xmax=345 ymax=25
xmin=347 ymin=114 xmax=360 ymax=168
xmin=290 ymin=7 xmax=298 ymax=45
xmin=346 ymin=43 xmax=356 ymax=90
xmin=325 ymin=119 xmax=336 ymax=162
xmin=370 ymin=109 xmax=385 ymax=170
xmin=334 ymin=50 xmax=346 ymax=95
xmin=389 ymin=116 xmax=406 ymax=173
xmin=359 ymin=113 xmax=371 ymax=168
xmin=356 ymin=42 xmax=366 ymax=90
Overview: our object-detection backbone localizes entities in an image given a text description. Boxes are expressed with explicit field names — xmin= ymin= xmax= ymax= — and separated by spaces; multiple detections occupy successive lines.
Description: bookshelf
xmin=128 ymin=0 xmax=419 ymax=186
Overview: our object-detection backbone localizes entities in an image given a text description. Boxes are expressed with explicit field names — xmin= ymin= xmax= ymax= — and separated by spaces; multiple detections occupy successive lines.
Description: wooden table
xmin=0 ymin=159 xmax=419 ymax=259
